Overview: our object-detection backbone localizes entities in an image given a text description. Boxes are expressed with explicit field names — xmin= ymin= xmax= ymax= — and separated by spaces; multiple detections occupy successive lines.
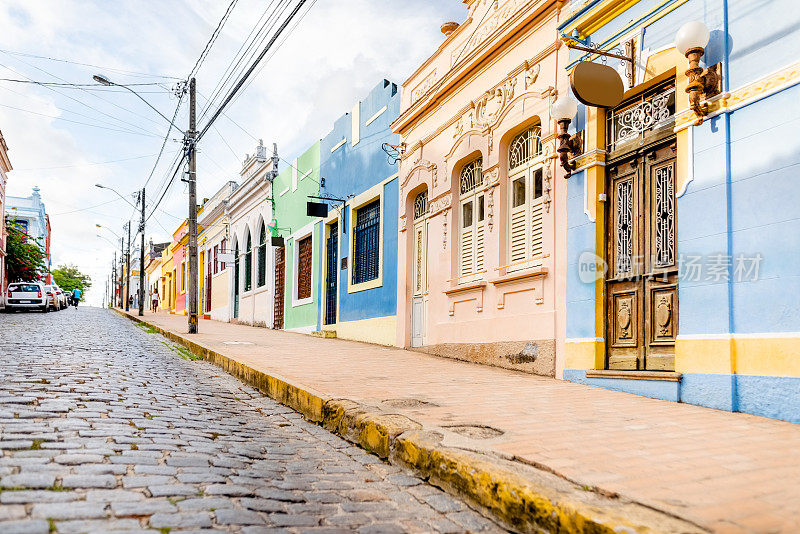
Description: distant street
xmin=0 ymin=307 xmax=500 ymax=533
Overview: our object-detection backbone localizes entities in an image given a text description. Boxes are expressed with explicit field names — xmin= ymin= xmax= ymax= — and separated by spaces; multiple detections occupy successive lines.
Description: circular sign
xmin=570 ymin=62 xmax=624 ymax=108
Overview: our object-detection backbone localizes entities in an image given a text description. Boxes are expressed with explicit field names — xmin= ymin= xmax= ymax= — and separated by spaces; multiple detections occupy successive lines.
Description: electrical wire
xmin=187 ymin=0 xmax=240 ymax=79
xmin=198 ymin=0 xmax=284 ymax=122
xmin=0 ymin=102 xmax=162 ymax=138
xmin=12 ymin=153 xmax=161 ymax=171
xmin=0 ymin=48 xmax=183 ymax=80
xmin=198 ymin=0 xmax=309 ymax=141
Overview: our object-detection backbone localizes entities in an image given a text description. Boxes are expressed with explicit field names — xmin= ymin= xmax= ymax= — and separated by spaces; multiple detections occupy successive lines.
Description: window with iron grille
xmin=258 ymin=225 xmax=267 ymax=287
xmin=244 ymin=232 xmax=252 ymax=292
xmin=353 ymin=199 xmax=380 ymax=285
xmin=213 ymin=245 xmax=219 ymax=274
xmin=296 ymin=235 xmax=312 ymax=300
xmin=220 ymin=238 xmax=227 ymax=271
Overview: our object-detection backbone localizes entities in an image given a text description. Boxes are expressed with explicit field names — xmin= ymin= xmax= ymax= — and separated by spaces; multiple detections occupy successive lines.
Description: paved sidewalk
xmin=123 ymin=310 xmax=800 ymax=532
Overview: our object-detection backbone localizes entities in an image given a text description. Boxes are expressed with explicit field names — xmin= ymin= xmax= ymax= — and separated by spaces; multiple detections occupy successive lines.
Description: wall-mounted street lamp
xmin=675 ymin=21 xmax=721 ymax=124
xmin=552 ymin=94 xmax=582 ymax=179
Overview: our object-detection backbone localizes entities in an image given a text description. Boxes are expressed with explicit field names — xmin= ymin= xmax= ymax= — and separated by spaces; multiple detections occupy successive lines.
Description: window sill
xmin=443 ymin=281 xmax=487 ymax=296
xmin=491 ymin=267 xmax=548 ymax=286
xmin=292 ymin=296 xmax=312 ymax=308
xmin=585 ymin=370 xmax=682 ymax=382
xmin=348 ymin=276 xmax=383 ymax=294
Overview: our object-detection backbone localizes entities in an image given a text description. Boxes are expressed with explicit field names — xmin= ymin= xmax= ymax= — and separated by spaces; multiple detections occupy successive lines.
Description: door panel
xmin=274 ymin=246 xmax=285 ymax=329
xmin=325 ymin=223 xmax=338 ymax=326
xmin=606 ymin=141 xmax=677 ymax=371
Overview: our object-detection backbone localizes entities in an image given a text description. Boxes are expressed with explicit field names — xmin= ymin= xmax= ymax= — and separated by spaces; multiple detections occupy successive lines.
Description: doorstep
xmin=585 ymin=369 xmax=682 ymax=381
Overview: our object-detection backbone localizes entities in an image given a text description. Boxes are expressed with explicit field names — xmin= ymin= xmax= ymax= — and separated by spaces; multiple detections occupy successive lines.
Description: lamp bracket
xmin=561 ymin=35 xmax=636 ymax=87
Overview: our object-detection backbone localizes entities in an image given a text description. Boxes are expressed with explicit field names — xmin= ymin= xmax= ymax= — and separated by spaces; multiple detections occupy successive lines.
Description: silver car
xmin=6 ymin=282 xmax=50 ymax=312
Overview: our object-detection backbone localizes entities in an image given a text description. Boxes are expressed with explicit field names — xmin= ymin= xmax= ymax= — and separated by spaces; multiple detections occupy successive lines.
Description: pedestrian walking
xmin=128 ymin=295 xmax=134 ymax=309
xmin=71 ymin=287 xmax=81 ymax=308
xmin=152 ymin=288 xmax=159 ymax=313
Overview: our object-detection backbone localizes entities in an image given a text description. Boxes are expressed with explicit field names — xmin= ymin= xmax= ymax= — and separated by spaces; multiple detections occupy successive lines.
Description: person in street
xmin=152 ymin=288 xmax=159 ymax=313
xmin=71 ymin=287 xmax=82 ymax=308
xmin=128 ymin=295 xmax=134 ymax=309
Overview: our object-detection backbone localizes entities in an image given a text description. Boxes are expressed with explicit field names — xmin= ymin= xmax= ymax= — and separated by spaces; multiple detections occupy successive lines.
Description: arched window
xmin=258 ymin=224 xmax=267 ymax=287
xmin=413 ymin=190 xmax=428 ymax=220
xmin=244 ymin=231 xmax=252 ymax=292
xmin=458 ymin=157 xmax=485 ymax=277
xmin=508 ymin=125 xmax=545 ymax=267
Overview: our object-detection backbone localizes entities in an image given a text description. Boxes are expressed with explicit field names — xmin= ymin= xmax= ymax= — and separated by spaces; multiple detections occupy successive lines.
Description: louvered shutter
xmin=460 ymin=199 xmax=474 ymax=276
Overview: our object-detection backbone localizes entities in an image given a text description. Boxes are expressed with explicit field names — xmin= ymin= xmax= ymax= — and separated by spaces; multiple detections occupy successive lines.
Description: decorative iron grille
xmin=615 ymin=179 xmax=633 ymax=275
xmin=508 ymin=126 xmax=542 ymax=170
xmin=353 ymin=199 xmax=381 ymax=284
xmin=257 ymin=226 xmax=267 ymax=287
xmin=654 ymin=164 xmax=675 ymax=267
xmin=459 ymin=158 xmax=483 ymax=195
xmin=244 ymin=232 xmax=252 ymax=292
xmin=325 ymin=222 xmax=338 ymax=325
xmin=607 ymin=81 xmax=675 ymax=152
xmin=413 ymin=190 xmax=428 ymax=220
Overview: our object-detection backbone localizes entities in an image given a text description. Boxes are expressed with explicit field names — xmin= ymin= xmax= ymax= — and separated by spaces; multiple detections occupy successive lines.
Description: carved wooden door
xmin=273 ymin=246 xmax=285 ymax=329
xmin=606 ymin=141 xmax=677 ymax=370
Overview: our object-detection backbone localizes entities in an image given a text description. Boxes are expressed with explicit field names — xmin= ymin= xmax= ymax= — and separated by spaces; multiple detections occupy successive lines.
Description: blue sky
xmin=0 ymin=0 xmax=467 ymax=305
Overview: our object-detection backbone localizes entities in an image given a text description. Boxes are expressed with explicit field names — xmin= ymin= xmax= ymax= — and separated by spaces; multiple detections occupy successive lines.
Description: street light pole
xmin=139 ymin=188 xmax=145 ymax=317
xmin=119 ymin=237 xmax=124 ymax=308
xmin=187 ymin=77 xmax=198 ymax=334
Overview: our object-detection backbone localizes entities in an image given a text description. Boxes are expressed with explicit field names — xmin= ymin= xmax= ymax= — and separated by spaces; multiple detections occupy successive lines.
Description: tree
xmin=5 ymin=218 xmax=48 ymax=282
xmin=52 ymin=264 xmax=92 ymax=298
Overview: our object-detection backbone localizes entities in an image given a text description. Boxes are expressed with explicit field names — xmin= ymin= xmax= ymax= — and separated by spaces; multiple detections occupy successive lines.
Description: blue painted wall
xmin=560 ymin=0 xmax=800 ymax=422
xmin=316 ymin=79 xmax=402 ymax=329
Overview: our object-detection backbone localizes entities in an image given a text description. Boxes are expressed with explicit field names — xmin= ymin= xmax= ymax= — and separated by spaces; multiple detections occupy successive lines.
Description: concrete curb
xmin=117 ymin=310 xmax=705 ymax=534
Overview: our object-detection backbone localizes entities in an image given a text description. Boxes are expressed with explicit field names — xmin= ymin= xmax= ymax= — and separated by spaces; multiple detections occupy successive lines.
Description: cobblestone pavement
xmin=0 ymin=307 xmax=502 ymax=534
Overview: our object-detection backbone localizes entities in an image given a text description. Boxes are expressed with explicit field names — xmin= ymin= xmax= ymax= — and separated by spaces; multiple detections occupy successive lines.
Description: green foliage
xmin=51 ymin=264 xmax=92 ymax=299
xmin=4 ymin=218 xmax=48 ymax=282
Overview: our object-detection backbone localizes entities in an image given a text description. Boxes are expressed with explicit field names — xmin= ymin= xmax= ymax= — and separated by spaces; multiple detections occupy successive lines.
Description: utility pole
xmin=187 ymin=77 xmax=198 ymax=334
xmin=120 ymin=236 xmax=125 ymax=310
xmin=112 ymin=252 xmax=116 ymax=308
xmin=125 ymin=221 xmax=131 ymax=312
xmin=139 ymin=188 xmax=146 ymax=317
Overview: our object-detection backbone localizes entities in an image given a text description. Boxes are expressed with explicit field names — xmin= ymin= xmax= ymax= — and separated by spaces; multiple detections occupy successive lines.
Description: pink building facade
xmin=393 ymin=0 xmax=571 ymax=376
xmin=0 ymin=130 xmax=10 ymax=304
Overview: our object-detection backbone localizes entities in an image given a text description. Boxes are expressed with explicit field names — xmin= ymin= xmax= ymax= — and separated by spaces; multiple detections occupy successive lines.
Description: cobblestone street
xmin=0 ymin=307 xmax=501 ymax=534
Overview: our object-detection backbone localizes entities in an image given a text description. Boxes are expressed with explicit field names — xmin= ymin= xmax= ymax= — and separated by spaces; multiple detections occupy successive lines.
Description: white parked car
xmin=6 ymin=282 xmax=51 ymax=312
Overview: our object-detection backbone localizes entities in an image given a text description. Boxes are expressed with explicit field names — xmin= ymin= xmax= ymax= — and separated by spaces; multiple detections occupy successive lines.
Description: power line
xmin=12 ymin=153 xmax=161 ymax=171
xmin=0 ymin=58 xmax=166 ymax=137
xmin=0 ymin=102 xmax=162 ymax=138
xmin=198 ymin=0 xmax=309 ymax=141
xmin=198 ymin=0 xmax=284 ymax=122
xmin=0 ymin=78 xmax=163 ymax=87
xmin=187 ymin=0 xmax=240 ymax=79
xmin=0 ymin=48 xmax=182 ymax=80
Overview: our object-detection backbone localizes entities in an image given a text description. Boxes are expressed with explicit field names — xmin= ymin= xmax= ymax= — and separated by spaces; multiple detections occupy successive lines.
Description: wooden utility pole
xmin=187 ymin=78 xmax=198 ymax=333
xmin=139 ymin=188 xmax=146 ymax=317
xmin=125 ymin=221 xmax=131 ymax=311
xmin=112 ymin=252 xmax=116 ymax=307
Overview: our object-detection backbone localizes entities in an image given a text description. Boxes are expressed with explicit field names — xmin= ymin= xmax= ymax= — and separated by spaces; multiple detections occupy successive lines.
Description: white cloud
xmin=0 ymin=0 xmax=466 ymax=306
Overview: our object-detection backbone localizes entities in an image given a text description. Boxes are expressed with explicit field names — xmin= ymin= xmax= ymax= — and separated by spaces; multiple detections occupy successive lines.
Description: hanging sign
xmin=570 ymin=61 xmax=624 ymax=108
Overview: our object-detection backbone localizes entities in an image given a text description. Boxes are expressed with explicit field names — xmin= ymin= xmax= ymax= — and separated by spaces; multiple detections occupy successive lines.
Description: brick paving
xmin=131 ymin=309 xmax=800 ymax=533
xmin=0 ymin=307 xmax=501 ymax=533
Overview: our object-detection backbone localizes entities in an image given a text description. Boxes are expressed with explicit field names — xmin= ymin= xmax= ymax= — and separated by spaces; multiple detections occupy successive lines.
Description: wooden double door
xmin=606 ymin=140 xmax=678 ymax=371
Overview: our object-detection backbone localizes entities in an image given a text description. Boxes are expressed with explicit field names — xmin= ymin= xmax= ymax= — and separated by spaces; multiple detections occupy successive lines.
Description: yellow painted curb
xmin=117 ymin=310 xmax=704 ymax=534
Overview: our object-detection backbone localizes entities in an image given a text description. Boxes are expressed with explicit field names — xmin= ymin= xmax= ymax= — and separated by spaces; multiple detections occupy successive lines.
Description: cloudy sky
xmin=0 ymin=0 xmax=466 ymax=306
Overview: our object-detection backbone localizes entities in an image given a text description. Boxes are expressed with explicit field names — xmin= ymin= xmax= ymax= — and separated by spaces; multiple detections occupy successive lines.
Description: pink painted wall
xmin=393 ymin=0 xmax=571 ymax=375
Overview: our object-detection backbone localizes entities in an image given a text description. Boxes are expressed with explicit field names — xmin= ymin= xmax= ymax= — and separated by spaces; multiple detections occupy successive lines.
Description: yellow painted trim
xmin=562 ymin=0 xmax=646 ymax=37
xmin=677 ymin=336 xmax=800 ymax=377
xmin=325 ymin=315 xmax=398 ymax=347
xmin=347 ymin=182 xmax=386 ymax=295
xmin=565 ymin=340 xmax=606 ymax=370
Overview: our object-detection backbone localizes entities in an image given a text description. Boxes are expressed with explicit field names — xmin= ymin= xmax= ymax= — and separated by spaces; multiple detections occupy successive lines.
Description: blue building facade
xmin=559 ymin=0 xmax=800 ymax=422
xmin=315 ymin=79 xmax=402 ymax=345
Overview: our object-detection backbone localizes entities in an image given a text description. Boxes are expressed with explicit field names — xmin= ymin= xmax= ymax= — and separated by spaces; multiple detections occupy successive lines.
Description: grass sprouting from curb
xmin=135 ymin=322 xmax=159 ymax=334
